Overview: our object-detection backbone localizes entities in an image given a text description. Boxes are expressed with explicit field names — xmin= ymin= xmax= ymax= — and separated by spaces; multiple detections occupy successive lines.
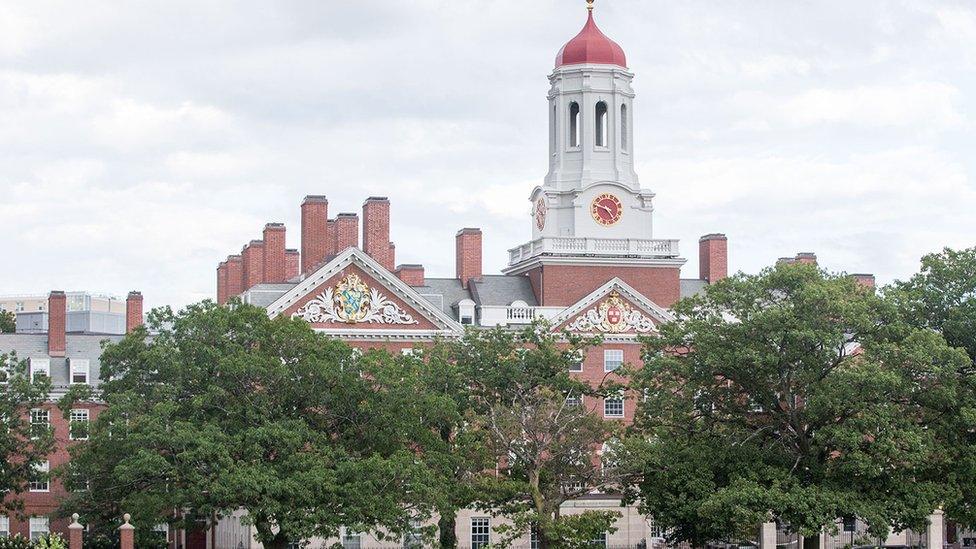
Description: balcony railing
xmin=479 ymin=306 xmax=565 ymax=327
xmin=508 ymin=237 xmax=680 ymax=265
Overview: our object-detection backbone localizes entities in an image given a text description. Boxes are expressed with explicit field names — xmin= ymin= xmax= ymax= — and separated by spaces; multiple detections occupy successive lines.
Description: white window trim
xmin=29 ymin=516 xmax=49 ymax=541
xmin=604 ymin=349 xmax=623 ymax=373
xmin=29 ymin=461 xmax=50 ymax=493
xmin=471 ymin=517 xmax=491 ymax=549
xmin=30 ymin=408 xmax=50 ymax=440
xmin=70 ymin=359 xmax=91 ymax=385
xmin=29 ymin=358 xmax=50 ymax=382
xmin=604 ymin=393 xmax=625 ymax=418
xmin=568 ymin=349 xmax=584 ymax=372
xmin=0 ymin=515 xmax=9 ymax=537
xmin=70 ymin=409 xmax=90 ymax=441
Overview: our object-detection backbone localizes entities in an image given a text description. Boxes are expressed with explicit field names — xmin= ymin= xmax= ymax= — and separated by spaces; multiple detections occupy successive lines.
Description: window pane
xmin=472 ymin=517 xmax=490 ymax=549
xmin=604 ymin=350 xmax=623 ymax=372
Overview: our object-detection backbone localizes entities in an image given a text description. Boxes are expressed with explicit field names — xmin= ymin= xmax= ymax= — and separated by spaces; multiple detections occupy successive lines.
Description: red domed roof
xmin=555 ymin=11 xmax=627 ymax=69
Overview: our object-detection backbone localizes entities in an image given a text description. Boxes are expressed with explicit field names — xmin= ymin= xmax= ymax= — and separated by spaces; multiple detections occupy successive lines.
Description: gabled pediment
xmin=266 ymin=248 xmax=462 ymax=338
xmin=551 ymin=278 xmax=674 ymax=336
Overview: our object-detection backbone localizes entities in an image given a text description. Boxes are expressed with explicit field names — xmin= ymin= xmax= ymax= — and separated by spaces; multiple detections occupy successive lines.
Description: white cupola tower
xmin=506 ymin=1 xmax=680 ymax=273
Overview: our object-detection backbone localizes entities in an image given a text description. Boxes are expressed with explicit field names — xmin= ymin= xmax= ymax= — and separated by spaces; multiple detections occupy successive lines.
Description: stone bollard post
xmin=760 ymin=521 xmax=778 ymax=549
xmin=68 ymin=513 xmax=84 ymax=549
xmin=119 ymin=513 xmax=135 ymax=549
xmin=927 ymin=509 xmax=945 ymax=549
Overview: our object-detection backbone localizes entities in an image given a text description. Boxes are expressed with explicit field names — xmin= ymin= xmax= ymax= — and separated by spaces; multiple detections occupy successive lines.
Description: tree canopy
xmin=60 ymin=301 xmax=447 ymax=549
xmin=622 ymin=262 xmax=972 ymax=546
xmin=0 ymin=310 xmax=15 ymax=334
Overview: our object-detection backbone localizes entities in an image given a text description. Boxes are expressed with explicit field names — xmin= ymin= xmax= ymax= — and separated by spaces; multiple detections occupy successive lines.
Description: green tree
xmin=59 ymin=301 xmax=445 ymax=549
xmin=452 ymin=326 xmax=623 ymax=549
xmin=0 ymin=353 xmax=54 ymax=516
xmin=623 ymin=262 xmax=970 ymax=546
xmin=0 ymin=310 xmax=15 ymax=333
xmin=888 ymin=247 xmax=976 ymax=528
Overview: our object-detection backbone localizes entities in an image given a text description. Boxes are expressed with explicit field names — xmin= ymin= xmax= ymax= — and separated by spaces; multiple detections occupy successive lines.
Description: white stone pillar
xmin=761 ymin=522 xmax=778 ymax=549
xmin=928 ymin=510 xmax=945 ymax=549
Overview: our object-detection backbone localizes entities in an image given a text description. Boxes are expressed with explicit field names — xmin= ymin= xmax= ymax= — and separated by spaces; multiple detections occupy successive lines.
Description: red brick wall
xmin=241 ymin=241 xmax=265 ymax=291
xmin=455 ymin=228 xmax=482 ymax=289
xmin=286 ymin=250 xmax=300 ymax=281
xmin=48 ymin=292 xmax=65 ymax=357
xmin=532 ymin=264 xmax=681 ymax=308
xmin=335 ymin=214 xmax=359 ymax=252
xmin=226 ymin=255 xmax=243 ymax=300
xmin=125 ymin=292 xmax=143 ymax=333
xmin=6 ymin=402 xmax=102 ymax=539
xmin=699 ymin=234 xmax=728 ymax=284
xmin=363 ymin=198 xmax=393 ymax=271
xmin=263 ymin=224 xmax=287 ymax=284
xmin=301 ymin=196 xmax=329 ymax=275
xmin=570 ymin=342 xmax=642 ymax=426
xmin=327 ymin=219 xmax=338 ymax=258
xmin=395 ymin=265 xmax=425 ymax=286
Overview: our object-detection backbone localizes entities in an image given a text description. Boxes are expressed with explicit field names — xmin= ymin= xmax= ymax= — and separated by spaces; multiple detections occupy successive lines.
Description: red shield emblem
xmin=607 ymin=306 xmax=622 ymax=326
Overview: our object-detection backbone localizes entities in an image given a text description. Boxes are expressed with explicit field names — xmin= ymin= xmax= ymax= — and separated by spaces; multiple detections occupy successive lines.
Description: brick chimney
xmin=241 ymin=240 xmax=265 ymax=291
xmin=396 ymin=264 xmax=425 ymax=287
xmin=263 ymin=223 xmax=287 ymax=283
xmin=699 ymin=234 xmax=728 ymax=284
xmin=853 ymin=274 xmax=876 ymax=289
xmin=335 ymin=213 xmax=359 ymax=252
xmin=226 ymin=255 xmax=243 ymax=300
xmin=48 ymin=291 xmax=66 ymax=357
xmin=326 ymin=219 xmax=338 ymax=258
xmin=216 ymin=261 xmax=228 ymax=304
xmin=285 ymin=249 xmax=300 ymax=280
xmin=456 ymin=228 xmax=483 ymax=289
xmin=795 ymin=252 xmax=817 ymax=264
xmin=301 ymin=195 xmax=329 ymax=275
xmin=389 ymin=242 xmax=396 ymax=269
xmin=126 ymin=291 xmax=144 ymax=334
xmin=363 ymin=197 xmax=393 ymax=271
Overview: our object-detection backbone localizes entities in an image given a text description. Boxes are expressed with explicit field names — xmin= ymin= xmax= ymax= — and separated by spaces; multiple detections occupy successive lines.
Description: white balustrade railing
xmin=479 ymin=306 xmax=565 ymax=327
xmin=508 ymin=237 xmax=680 ymax=265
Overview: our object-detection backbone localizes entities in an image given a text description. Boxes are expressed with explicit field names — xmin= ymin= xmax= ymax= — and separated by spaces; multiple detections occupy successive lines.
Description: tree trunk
xmin=439 ymin=510 xmax=459 ymax=549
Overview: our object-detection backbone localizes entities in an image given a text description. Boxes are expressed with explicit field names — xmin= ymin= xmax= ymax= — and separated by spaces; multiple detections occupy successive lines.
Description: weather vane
xmin=587 ymin=0 xmax=595 ymax=11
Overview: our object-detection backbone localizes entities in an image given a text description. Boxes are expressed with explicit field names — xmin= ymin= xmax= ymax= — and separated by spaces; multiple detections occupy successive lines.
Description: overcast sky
xmin=2 ymin=0 xmax=975 ymax=310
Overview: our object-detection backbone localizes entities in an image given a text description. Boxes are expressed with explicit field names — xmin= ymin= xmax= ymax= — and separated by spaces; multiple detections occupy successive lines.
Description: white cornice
xmin=503 ymin=255 xmax=687 ymax=276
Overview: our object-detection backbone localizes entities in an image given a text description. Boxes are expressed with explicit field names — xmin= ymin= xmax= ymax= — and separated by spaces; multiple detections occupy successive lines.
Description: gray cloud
xmin=1 ymin=0 xmax=974 ymax=309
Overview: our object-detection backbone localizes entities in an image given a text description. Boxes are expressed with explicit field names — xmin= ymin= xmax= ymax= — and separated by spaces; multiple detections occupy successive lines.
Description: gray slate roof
xmin=469 ymin=275 xmax=538 ymax=307
xmin=414 ymin=278 xmax=472 ymax=314
xmin=0 ymin=333 xmax=123 ymax=391
xmin=680 ymin=278 xmax=708 ymax=299
xmin=244 ymin=284 xmax=297 ymax=308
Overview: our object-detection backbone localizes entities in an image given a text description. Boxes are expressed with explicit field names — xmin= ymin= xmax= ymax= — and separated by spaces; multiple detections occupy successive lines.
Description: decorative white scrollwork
xmin=292 ymin=274 xmax=418 ymax=325
xmin=566 ymin=291 xmax=657 ymax=334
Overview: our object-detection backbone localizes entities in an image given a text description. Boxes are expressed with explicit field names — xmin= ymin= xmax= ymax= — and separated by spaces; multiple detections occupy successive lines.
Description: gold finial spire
xmin=587 ymin=0 xmax=595 ymax=12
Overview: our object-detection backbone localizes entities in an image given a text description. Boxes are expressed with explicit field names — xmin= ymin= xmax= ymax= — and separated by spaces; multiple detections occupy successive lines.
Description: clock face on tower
xmin=590 ymin=193 xmax=623 ymax=226
xmin=535 ymin=197 xmax=548 ymax=231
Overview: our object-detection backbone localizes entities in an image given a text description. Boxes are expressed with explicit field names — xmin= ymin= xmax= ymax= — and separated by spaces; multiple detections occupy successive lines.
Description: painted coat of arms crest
xmin=292 ymin=273 xmax=418 ymax=325
xmin=566 ymin=290 xmax=656 ymax=334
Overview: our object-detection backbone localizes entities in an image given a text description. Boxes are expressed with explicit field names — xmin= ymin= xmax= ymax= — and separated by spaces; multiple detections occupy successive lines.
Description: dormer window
xmin=458 ymin=299 xmax=476 ymax=326
xmin=70 ymin=359 xmax=90 ymax=385
xmin=29 ymin=358 xmax=50 ymax=382
xmin=595 ymin=101 xmax=608 ymax=147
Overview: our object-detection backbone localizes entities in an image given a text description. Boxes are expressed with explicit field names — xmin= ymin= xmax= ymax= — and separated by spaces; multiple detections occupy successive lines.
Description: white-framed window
xmin=70 ymin=409 xmax=90 ymax=441
xmin=403 ymin=519 xmax=423 ymax=549
xmin=29 ymin=461 xmax=50 ymax=492
xmin=471 ymin=517 xmax=490 ymax=549
xmin=29 ymin=517 xmax=49 ymax=541
xmin=0 ymin=515 xmax=9 ymax=537
xmin=566 ymin=394 xmax=581 ymax=408
xmin=153 ymin=524 xmax=170 ymax=543
xmin=604 ymin=393 xmax=624 ymax=418
xmin=29 ymin=358 xmax=50 ymax=382
xmin=458 ymin=299 xmax=476 ymax=326
xmin=30 ymin=408 xmax=50 ymax=440
xmin=604 ymin=350 xmax=623 ymax=372
xmin=590 ymin=532 xmax=608 ymax=548
xmin=568 ymin=349 xmax=584 ymax=372
xmin=70 ymin=359 xmax=90 ymax=385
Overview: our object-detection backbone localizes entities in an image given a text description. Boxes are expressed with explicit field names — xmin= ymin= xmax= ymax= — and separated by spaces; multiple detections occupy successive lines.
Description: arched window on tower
xmin=595 ymin=101 xmax=608 ymax=147
xmin=551 ymin=104 xmax=557 ymax=153
xmin=569 ymin=102 xmax=580 ymax=148
xmin=621 ymin=104 xmax=628 ymax=151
